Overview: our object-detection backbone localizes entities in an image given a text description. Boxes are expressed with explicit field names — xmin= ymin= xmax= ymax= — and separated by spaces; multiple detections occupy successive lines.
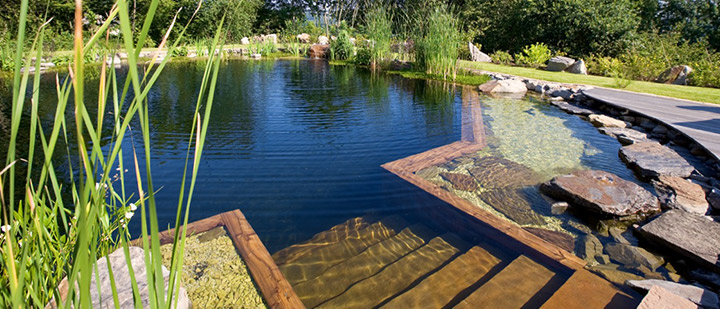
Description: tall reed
xmin=0 ymin=0 xmax=225 ymax=307
xmin=363 ymin=5 xmax=392 ymax=70
xmin=414 ymin=5 xmax=461 ymax=80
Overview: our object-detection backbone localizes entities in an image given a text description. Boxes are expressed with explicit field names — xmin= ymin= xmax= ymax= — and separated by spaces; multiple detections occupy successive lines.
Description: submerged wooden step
xmin=279 ymin=217 xmax=407 ymax=285
xmin=294 ymin=224 xmax=435 ymax=308
xmin=540 ymin=269 xmax=639 ymax=309
xmin=317 ymin=234 xmax=464 ymax=309
xmin=273 ymin=217 xmax=370 ymax=266
xmin=454 ymin=255 xmax=555 ymax=309
xmin=383 ymin=246 xmax=502 ymax=309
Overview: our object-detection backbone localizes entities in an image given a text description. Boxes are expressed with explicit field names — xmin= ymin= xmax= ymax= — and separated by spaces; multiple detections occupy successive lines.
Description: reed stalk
xmin=0 ymin=0 xmax=225 ymax=307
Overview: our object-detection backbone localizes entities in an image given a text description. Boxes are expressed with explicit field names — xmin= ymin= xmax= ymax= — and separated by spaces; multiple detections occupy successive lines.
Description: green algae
xmin=160 ymin=228 xmax=267 ymax=308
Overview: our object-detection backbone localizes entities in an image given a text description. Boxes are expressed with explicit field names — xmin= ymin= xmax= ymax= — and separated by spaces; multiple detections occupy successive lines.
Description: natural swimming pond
xmin=4 ymin=59 xmax=661 ymax=306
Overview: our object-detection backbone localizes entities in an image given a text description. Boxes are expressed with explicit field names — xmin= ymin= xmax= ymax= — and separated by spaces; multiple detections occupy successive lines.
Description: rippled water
xmin=1 ymin=59 xmax=645 ymax=253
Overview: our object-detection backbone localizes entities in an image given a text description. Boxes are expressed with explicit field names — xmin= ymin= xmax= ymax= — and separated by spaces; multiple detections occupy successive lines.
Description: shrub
xmin=514 ymin=43 xmax=552 ymax=68
xmin=354 ymin=46 xmax=372 ymax=66
xmin=688 ymin=58 xmax=720 ymax=88
xmin=586 ymin=54 xmax=623 ymax=76
xmin=330 ymin=30 xmax=354 ymax=60
xmin=490 ymin=51 xmax=513 ymax=65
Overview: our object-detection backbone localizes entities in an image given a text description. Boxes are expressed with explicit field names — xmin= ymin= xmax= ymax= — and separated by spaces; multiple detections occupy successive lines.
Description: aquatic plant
xmin=362 ymin=5 xmax=392 ymax=70
xmin=0 ymin=0 xmax=224 ymax=307
xmin=413 ymin=5 xmax=461 ymax=81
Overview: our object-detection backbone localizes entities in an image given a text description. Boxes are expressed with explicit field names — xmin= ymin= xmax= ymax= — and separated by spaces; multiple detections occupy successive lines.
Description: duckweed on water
xmin=160 ymin=228 xmax=267 ymax=308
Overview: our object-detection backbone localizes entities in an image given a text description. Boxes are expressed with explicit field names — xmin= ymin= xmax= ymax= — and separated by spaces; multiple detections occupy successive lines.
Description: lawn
xmin=458 ymin=60 xmax=720 ymax=104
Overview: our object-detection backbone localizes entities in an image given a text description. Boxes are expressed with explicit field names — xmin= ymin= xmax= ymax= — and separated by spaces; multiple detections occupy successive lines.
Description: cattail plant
xmin=414 ymin=5 xmax=461 ymax=81
xmin=0 ymin=0 xmax=225 ymax=307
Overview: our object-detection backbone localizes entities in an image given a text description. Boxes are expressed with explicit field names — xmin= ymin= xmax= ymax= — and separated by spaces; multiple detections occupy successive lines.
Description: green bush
xmin=586 ymin=54 xmax=624 ymax=76
xmin=514 ymin=43 xmax=552 ymax=68
xmin=330 ymin=30 xmax=354 ymax=60
xmin=688 ymin=58 xmax=720 ymax=88
xmin=490 ymin=51 xmax=513 ymax=65
xmin=354 ymin=46 xmax=372 ymax=66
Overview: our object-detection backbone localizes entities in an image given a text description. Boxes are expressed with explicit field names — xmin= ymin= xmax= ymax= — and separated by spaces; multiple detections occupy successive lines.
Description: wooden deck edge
xmin=382 ymin=157 xmax=586 ymax=271
xmin=131 ymin=211 xmax=305 ymax=309
xmin=585 ymin=92 xmax=720 ymax=162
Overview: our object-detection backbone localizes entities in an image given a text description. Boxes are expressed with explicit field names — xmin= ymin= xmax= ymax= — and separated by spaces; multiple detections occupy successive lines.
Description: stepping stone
xmin=620 ymin=142 xmax=694 ymax=179
xmin=589 ymin=114 xmax=628 ymax=128
xmin=638 ymin=285 xmax=698 ymax=309
xmin=598 ymin=127 xmax=651 ymax=145
xmin=293 ymin=225 xmax=433 ymax=308
xmin=541 ymin=269 xmax=639 ymax=309
xmin=638 ymin=210 xmax=720 ymax=272
xmin=273 ymin=217 xmax=370 ymax=266
xmin=383 ymin=246 xmax=502 ymax=309
xmin=652 ymin=176 xmax=709 ymax=215
xmin=279 ymin=218 xmax=404 ymax=285
xmin=317 ymin=234 xmax=463 ymax=308
xmin=454 ymin=255 xmax=555 ymax=309
xmin=540 ymin=170 xmax=659 ymax=217
xmin=550 ymin=101 xmax=593 ymax=116
xmin=628 ymin=279 xmax=719 ymax=308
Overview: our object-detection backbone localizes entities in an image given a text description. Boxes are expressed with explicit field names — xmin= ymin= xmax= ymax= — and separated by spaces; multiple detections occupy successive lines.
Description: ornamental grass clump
xmin=330 ymin=30 xmax=354 ymax=61
xmin=362 ymin=5 xmax=392 ymax=70
xmin=414 ymin=5 xmax=461 ymax=81
xmin=0 ymin=0 xmax=224 ymax=307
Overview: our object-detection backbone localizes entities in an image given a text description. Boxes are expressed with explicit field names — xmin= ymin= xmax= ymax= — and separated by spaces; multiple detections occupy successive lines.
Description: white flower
xmin=129 ymin=203 xmax=137 ymax=211
xmin=125 ymin=212 xmax=134 ymax=220
xmin=1 ymin=225 xmax=10 ymax=233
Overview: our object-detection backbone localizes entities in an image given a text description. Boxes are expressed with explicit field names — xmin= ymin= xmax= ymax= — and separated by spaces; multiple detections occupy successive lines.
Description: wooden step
xmin=272 ymin=217 xmax=370 ymax=266
xmin=382 ymin=246 xmax=502 ymax=309
xmin=294 ymin=224 xmax=435 ymax=308
xmin=540 ymin=269 xmax=640 ymax=309
xmin=317 ymin=234 xmax=464 ymax=309
xmin=279 ymin=217 xmax=406 ymax=285
xmin=454 ymin=255 xmax=555 ymax=309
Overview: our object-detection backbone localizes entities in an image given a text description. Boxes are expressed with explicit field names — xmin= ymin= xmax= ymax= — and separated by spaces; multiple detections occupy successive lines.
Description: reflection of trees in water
xmin=394 ymin=77 xmax=457 ymax=138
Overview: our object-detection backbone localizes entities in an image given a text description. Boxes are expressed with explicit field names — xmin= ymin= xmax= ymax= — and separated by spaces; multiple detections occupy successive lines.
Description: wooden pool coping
xmin=137 ymin=210 xmax=304 ymax=309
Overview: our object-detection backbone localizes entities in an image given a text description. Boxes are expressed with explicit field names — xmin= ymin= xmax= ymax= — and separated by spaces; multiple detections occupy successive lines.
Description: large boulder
xmin=240 ymin=37 xmax=250 ymax=45
xmin=264 ymin=34 xmax=278 ymax=44
xmin=627 ymin=279 xmax=719 ymax=308
xmin=308 ymin=44 xmax=330 ymax=58
xmin=656 ymin=65 xmax=693 ymax=85
xmin=546 ymin=56 xmax=576 ymax=72
xmin=478 ymin=80 xmax=527 ymax=95
xmin=619 ymin=142 xmax=695 ymax=179
xmin=318 ymin=35 xmax=329 ymax=45
xmin=297 ymin=33 xmax=310 ymax=43
xmin=48 ymin=247 xmax=190 ymax=308
xmin=540 ymin=170 xmax=660 ymax=217
xmin=589 ymin=114 xmax=628 ymax=128
xmin=566 ymin=59 xmax=587 ymax=75
xmin=652 ymin=175 xmax=709 ymax=215
xmin=638 ymin=210 xmax=720 ymax=272
xmin=468 ymin=42 xmax=491 ymax=62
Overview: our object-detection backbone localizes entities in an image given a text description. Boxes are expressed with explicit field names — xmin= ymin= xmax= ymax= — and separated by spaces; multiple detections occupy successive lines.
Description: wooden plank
xmin=221 ymin=210 xmax=305 ymax=309
xmin=381 ymin=166 xmax=586 ymax=271
xmin=541 ymin=269 xmax=639 ymax=309
xmin=129 ymin=214 xmax=224 ymax=246
xmin=461 ymin=86 xmax=486 ymax=146
xmin=382 ymin=141 xmax=485 ymax=173
xmin=454 ymin=255 xmax=555 ymax=309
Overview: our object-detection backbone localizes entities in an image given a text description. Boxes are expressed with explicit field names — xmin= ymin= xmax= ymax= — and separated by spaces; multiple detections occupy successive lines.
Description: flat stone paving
xmin=584 ymin=88 xmax=720 ymax=161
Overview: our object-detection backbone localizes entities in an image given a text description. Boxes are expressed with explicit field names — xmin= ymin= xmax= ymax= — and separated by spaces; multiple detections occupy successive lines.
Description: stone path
xmin=584 ymin=88 xmax=720 ymax=161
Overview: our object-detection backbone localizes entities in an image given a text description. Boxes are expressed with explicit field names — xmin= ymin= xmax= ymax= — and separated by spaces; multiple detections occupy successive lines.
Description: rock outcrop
xmin=628 ymin=279 xmax=719 ymax=308
xmin=540 ymin=170 xmax=660 ymax=217
xmin=620 ymin=142 xmax=695 ymax=179
xmin=566 ymin=59 xmax=587 ymax=75
xmin=478 ymin=80 xmax=527 ymax=95
xmin=589 ymin=114 xmax=628 ymax=128
xmin=468 ymin=42 xmax=491 ymax=62
xmin=638 ymin=210 xmax=720 ymax=272
xmin=652 ymin=176 xmax=709 ymax=214
xmin=546 ymin=56 xmax=575 ymax=72
xmin=656 ymin=65 xmax=693 ymax=85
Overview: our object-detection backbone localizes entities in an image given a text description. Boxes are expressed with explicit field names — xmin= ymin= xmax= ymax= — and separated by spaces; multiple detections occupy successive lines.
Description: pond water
xmin=4 ymin=59 xmax=653 ymax=306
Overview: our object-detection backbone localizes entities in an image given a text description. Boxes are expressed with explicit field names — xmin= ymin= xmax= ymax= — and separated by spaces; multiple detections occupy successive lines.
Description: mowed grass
xmin=458 ymin=60 xmax=720 ymax=104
